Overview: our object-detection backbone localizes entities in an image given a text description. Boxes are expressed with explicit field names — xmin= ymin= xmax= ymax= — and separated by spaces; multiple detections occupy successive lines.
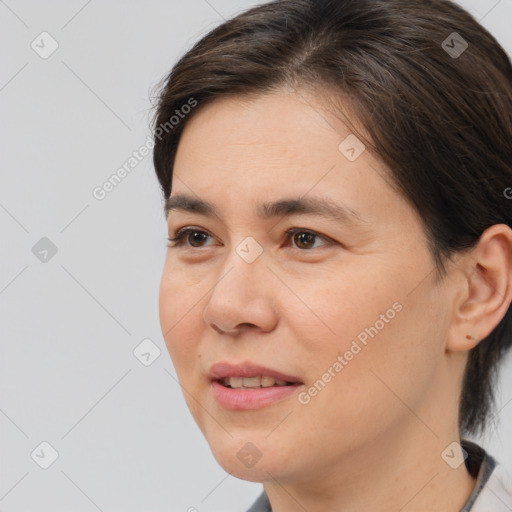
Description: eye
xmin=167 ymin=227 xmax=332 ymax=250
xmin=284 ymin=228 xmax=331 ymax=250
xmin=167 ymin=227 xmax=215 ymax=248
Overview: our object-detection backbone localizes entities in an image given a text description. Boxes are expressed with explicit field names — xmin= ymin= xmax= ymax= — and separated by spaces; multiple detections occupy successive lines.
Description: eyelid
xmin=284 ymin=227 xmax=332 ymax=249
xmin=167 ymin=226 xmax=335 ymax=250
xmin=167 ymin=226 xmax=217 ymax=247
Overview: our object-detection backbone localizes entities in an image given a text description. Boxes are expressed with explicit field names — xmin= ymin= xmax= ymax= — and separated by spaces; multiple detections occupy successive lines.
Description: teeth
xmin=261 ymin=376 xmax=275 ymax=387
xmin=242 ymin=377 xmax=261 ymax=388
xmin=229 ymin=377 xmax=243 ymax=388
xmin=223 ymin=376 xmax=292 ymax=389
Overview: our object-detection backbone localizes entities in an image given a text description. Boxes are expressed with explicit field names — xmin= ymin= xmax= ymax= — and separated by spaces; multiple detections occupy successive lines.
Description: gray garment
xmin=246 ymin=440 xmax=509 ymax=512
xmin=246 ymin=492 xmax=271 ymax=512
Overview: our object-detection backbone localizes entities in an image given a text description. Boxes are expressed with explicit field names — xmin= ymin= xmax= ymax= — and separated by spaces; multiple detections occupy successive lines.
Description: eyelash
xmin=167 ymin=227 xmax=332 ymax=251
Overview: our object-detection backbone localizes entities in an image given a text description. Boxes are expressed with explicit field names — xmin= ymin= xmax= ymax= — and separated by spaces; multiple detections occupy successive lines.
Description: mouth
xmin=208 ymin=362 xmax=304 ymax=410
xmin=218 ymin=376 xmax=299 ymax=389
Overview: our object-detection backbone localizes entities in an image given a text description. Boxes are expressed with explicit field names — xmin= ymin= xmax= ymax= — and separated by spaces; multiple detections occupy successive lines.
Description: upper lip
xmin=208 ymin=362 xmax=303 ymax=383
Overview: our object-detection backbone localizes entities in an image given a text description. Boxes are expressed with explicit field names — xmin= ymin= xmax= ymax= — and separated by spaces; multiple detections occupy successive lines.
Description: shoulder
xmin=467 ymin=462 xmax=512 ymax=511
xmin=246 ymin=490 xmax=271 ymax=512
xmin=461 ymin=440 xmax=512 ymax=512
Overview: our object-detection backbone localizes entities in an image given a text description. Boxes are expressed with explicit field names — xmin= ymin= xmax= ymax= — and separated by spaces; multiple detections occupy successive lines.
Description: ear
xmin=447 ymin=224 xmax=512 ymax=352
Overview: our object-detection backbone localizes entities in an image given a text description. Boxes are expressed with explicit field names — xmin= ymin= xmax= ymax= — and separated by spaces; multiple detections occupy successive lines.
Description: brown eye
xmin=187 ymin=231 xmax=209 ymax=247
xmin=286 ymin=229 xmax=330 ymax=250
xmin=167 ymin=228 xmax=214 ymax=248
xmin=294 ymin=231 xmax=317 ymax=249
xmin=167 ymin=227 xmax=332 ymax=251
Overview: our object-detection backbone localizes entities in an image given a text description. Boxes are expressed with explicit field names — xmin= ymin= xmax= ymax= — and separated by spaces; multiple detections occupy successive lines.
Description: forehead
xmin=171 ymin=91 xmax=418 ymax=231
xmin=175 ymin=91 xmax=380 ymax=185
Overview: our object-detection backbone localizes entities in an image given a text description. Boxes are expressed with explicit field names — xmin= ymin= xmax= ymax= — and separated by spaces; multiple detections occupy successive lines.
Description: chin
xmin=205 ymin=432 xmax=287 ymax=483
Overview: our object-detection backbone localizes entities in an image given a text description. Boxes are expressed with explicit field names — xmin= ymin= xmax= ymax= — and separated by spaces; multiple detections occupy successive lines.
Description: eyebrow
xmin=164 ymin=193 xmax=365 ymax=225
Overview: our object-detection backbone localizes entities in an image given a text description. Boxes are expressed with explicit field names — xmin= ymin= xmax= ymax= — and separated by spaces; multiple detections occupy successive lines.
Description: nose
xmin=202 ymin=249 xmax=278 ymax=336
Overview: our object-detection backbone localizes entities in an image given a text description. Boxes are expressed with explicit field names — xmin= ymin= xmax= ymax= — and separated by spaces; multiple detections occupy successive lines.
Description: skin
xmin=158 ymin=89 xmax=512 ymax=511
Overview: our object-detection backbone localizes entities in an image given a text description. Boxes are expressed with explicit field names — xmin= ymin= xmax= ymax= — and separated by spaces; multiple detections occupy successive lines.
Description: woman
xmin=152 ymin=0 xmax=512 ymax=510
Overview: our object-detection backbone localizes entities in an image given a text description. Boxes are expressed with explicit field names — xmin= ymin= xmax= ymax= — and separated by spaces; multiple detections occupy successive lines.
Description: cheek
xmin=159 ymin=264 xmax=203 ymax=370
xmin=300 ymin=261 xmax=439 ymax=390
xmin=298 ymin=267 xmax=393 ymax=357
xmin=308 ymin=277 xmax=445 ymax=436
xmin=159 ymin=267 xmax=209 ymax=425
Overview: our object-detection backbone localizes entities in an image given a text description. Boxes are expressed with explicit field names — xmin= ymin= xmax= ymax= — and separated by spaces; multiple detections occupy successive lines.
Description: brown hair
xmin=151 ymin=0 xmax=512 ymax=434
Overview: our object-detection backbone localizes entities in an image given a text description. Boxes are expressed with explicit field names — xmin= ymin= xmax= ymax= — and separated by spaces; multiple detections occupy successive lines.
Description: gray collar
xmin=460 ymin=440 xmax=496 ymax=511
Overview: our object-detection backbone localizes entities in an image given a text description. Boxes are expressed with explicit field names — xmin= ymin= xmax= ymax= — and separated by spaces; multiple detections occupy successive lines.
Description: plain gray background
xmin=1 ymin=1 xmax=511 ymax=511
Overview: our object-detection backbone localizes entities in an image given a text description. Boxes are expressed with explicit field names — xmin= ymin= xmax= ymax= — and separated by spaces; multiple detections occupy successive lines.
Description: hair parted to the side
xmin=151 ymin=0 xmax=512 ymax=435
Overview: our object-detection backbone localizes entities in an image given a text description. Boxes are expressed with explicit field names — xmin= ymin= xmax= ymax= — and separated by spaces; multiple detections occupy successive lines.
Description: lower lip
xmin=211 ymin=380 xmax=303 ymax=410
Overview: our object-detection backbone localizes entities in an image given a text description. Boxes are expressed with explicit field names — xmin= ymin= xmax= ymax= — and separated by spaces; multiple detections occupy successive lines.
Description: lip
xmin=208 ymin=361 xmax=304 ymax=411
xmin=208 ymin=361 xmax=303 ymax=383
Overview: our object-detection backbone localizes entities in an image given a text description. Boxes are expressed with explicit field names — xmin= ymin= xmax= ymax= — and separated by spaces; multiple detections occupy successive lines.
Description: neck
xmin=263 ymin=418 xmax=476 ymax=512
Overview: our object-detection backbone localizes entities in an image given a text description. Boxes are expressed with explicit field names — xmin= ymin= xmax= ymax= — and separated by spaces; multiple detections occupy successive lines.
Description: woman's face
xmin=159 ymin=90 xmax=457 ymax=483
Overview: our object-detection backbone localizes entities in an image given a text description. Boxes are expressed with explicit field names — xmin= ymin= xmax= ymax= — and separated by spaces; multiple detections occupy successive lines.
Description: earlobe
xmin=446 ymin=224 xmax=512 ymax=353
